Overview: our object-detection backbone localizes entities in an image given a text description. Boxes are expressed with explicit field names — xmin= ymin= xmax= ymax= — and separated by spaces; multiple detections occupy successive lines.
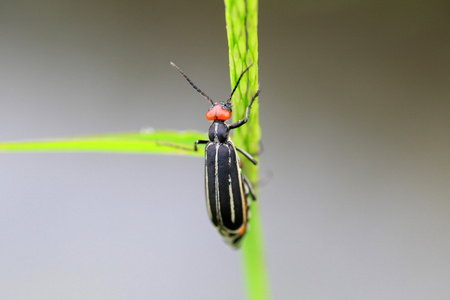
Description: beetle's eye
xmin=222 ymin=103 xmax=232 ymax=110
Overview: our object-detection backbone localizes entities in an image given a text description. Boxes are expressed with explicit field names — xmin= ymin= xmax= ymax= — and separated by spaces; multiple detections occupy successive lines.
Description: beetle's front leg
xmin=228 ymin=87 xmax=261 ymax=130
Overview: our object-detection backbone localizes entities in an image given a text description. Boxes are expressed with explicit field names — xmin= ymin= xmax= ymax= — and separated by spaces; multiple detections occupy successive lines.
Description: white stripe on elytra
xmin=215 ymin=142 xmax=220 ymax=222
xmin=228 ymin=174 xmax=235 ymax=223
xmin=204 ymin=144 xmax=212 ymax=219
xmin=226 ymin=144 xmax=235 ymax=223
xmin=232 ymin=141 xmax=247 ymax=224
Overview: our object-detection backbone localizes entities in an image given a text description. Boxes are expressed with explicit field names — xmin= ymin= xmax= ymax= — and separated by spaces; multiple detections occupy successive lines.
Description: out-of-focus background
xmin=1 ymin=1 xmax=449 ymax=299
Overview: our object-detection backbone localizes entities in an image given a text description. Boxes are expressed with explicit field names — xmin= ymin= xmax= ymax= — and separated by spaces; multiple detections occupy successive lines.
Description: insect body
xmin=171 ymin=62 xmax=260 ymax=248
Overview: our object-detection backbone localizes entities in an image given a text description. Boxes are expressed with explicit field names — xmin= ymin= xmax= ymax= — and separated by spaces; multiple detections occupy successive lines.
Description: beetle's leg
xmin=156 ymin=141 xmax=194 ymax=151
xmin=229 ymin=86 xmax=261 ymax=130
xmin=242 ymin=174 xmax=256 ymax=201
xmin=236 ymin=147 xmax=258 ymax=165
xmin=194 ymin=139 xmax=209 ymax=151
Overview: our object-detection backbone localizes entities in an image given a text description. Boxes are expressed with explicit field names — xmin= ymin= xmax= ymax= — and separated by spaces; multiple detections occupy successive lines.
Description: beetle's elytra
xmin=171 ymin=62 xmax=260 ymax=248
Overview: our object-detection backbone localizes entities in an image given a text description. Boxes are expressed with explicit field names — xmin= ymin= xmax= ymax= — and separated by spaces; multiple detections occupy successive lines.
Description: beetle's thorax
xmin=208 ymin=121 xmax=229 ymax=143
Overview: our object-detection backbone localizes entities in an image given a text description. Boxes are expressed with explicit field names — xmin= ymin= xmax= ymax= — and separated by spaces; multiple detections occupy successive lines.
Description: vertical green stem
xmin=224 ymin=1 xmax=270 ymax=299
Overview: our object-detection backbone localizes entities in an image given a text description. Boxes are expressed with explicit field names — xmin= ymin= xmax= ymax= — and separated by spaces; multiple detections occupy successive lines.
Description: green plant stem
xmin=225 ymin=0 xmax=270 ymax=299
xmin=0 ymin=130 xmax=205 ymax=156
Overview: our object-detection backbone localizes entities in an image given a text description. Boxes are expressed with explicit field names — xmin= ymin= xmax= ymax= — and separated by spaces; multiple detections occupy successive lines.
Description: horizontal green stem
xmin=0 ymin=130 xmax=206 ymax=156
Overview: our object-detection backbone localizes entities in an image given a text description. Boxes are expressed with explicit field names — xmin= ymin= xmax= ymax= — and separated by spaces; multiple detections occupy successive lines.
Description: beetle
xmin=170 ymin=62 xmax=260 ymax=248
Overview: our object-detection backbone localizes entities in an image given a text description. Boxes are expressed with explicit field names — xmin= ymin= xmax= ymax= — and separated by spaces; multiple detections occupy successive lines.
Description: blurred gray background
xmin=1 ymin=1 xmax=449 ymax=299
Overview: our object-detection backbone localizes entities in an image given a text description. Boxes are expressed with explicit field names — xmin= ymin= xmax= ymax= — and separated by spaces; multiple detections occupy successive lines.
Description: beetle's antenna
xmin=227 ymin=63 xmax=253 ymax=104
xmin=170 ymin=62 xmax=214 ymax=105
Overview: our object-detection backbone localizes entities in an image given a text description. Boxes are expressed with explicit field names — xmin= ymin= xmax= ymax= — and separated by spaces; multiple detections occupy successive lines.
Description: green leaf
xmin=225 ymin=0 xmax=271 ymax=300
xmin=0 ymin=130 xmax=206 ymax=157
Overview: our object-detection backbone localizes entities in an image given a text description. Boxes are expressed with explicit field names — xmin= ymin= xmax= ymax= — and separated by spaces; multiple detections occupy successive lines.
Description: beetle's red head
xmin=206 ymin=102 xmax=232 ymax=121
